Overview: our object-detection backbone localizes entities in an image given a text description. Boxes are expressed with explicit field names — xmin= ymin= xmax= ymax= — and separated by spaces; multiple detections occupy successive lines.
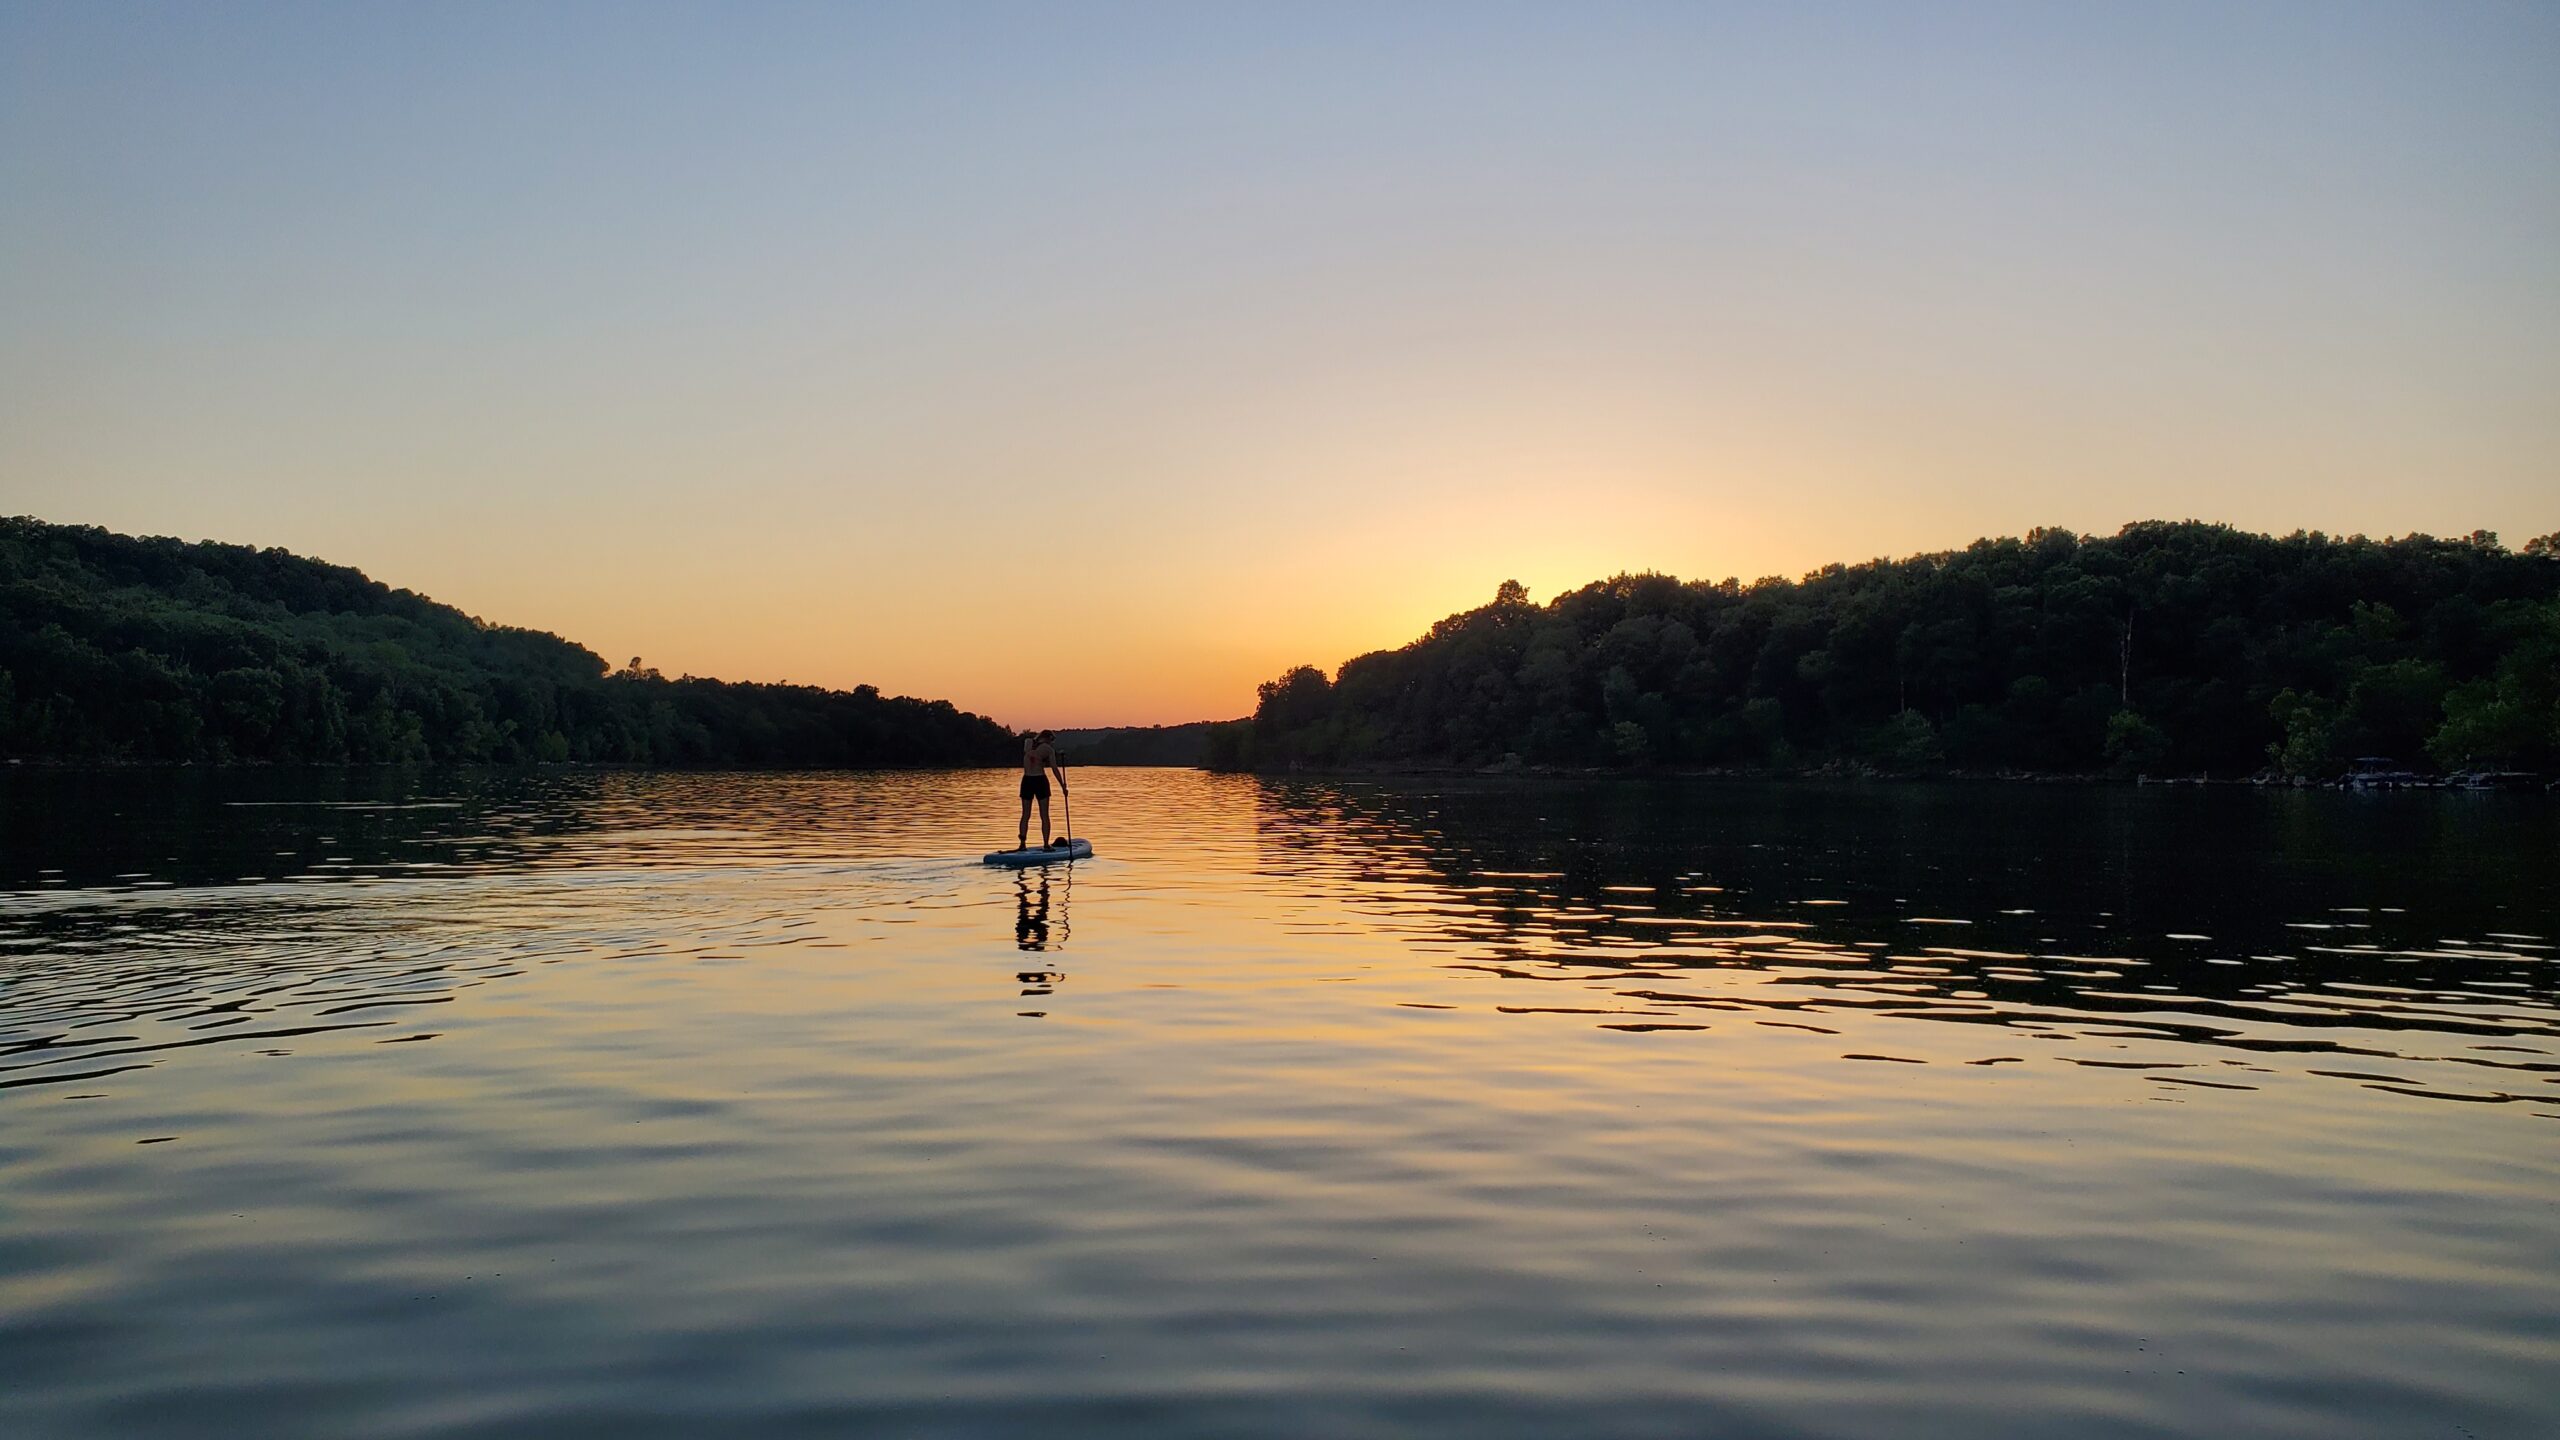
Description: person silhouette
xmin=1015 ymin=729 xmax=1068 ymax=850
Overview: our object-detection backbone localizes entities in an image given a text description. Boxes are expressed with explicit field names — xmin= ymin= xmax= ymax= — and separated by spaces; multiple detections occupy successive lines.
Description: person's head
xmin=1036 ymin=729 xmax=1053 ymax=743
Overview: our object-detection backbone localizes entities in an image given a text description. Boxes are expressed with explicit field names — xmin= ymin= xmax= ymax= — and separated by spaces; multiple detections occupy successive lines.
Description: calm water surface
xmin=2 ymin=768 xmax=2554 ymax=1438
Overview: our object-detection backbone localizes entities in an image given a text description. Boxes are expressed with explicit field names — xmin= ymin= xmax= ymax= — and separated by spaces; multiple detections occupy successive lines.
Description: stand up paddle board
xmin=983 ymin=839 xmax=1093 ymax=867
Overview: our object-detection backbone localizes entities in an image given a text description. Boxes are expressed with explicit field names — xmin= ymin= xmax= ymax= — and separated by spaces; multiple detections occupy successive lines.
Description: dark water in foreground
xmin=1 ymin=768 xmax=2554 ymax=1439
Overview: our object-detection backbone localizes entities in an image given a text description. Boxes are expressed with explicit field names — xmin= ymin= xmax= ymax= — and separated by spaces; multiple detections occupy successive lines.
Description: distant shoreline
xmin=4 ymin=756 xmax=2542 ymax=794
xmin=1228 ymin=761 xmax=2548 ymax=790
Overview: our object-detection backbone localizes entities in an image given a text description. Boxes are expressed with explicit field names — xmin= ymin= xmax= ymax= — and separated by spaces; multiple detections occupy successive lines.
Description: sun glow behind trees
xmin=3 ymin=6 xmax=2554 ymax=725
xmin=1222 ymin=523 xmax=2560 ymax=778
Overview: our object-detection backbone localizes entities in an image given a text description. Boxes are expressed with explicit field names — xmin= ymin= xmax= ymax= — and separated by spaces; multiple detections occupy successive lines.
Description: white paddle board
xmin=983 ymin=839 xmax=1092 ymax=867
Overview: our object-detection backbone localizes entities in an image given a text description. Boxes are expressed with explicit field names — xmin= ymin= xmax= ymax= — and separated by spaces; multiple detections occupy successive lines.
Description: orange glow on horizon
xmin=6 ymin=8 xmax=2552 ymax=726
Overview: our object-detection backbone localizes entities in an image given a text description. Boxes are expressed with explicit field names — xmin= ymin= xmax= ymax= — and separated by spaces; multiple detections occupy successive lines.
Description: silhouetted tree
xmin=1222 ymin=523 xmax=2560 ymax=779
xmin=0 ymin=518 xmax=1013 ymax=767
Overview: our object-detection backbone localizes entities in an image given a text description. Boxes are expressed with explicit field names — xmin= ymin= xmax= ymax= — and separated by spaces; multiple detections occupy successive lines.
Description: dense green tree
xmin=0 ymin=518 xmax=1013 ymax=767
xmin=2103 ymin=710 xmax=2172 ymax=776
xmin=2425 ymin=598 xmax=2560 ymax=769
xmin=1221 ymin=523 xmax=2560 ymax=779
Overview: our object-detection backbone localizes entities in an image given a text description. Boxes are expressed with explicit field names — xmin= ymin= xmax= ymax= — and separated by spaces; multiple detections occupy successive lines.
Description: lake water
xmin=2 ymin=767 xmax=2554 ymax=1439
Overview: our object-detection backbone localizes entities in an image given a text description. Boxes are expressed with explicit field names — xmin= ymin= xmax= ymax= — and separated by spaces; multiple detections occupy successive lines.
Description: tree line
xmin=0 ymin=518 xmax=1014 ymax=766
xmin=1211 ymin=522 xmax=2560 ymax=779
xmin=1054 ymin=721 xmax=1226 ymax=766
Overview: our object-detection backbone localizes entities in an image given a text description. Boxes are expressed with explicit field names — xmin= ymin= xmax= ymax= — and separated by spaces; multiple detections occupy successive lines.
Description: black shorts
xmin=1020 ymin=774 xmax=1050 ymax=801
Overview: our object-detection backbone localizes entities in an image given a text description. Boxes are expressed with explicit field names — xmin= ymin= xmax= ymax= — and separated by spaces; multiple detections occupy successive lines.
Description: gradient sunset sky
xmin=5 ymin=3 xmax=2555 ymax=726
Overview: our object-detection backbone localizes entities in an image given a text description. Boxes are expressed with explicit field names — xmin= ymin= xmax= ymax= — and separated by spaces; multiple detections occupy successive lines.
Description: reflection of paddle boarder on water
xmin=1015 ymin=869 xmax=1068 ymax=952
xmin=1014 ymin=869 xmax=1066 ymax=1005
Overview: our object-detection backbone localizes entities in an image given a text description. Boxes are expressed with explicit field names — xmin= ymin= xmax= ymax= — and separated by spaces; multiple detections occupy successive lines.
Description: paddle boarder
xmin=1017 ymin=730 xmax=1067 ymax=851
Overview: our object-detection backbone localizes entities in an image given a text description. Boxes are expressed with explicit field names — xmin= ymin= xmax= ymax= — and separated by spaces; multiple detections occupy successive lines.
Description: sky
xmin=4 ymin=2 xmax=2556 ymax=727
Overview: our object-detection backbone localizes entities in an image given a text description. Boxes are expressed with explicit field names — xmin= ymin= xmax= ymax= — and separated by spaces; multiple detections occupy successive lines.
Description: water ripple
xmin=0 ymin=768 xmax=2553 ymax=1439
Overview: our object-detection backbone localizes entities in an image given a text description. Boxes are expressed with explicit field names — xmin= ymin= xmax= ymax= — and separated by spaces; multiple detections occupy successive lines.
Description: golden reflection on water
xmin=0 ymin=768 xmax=2555 ymax=1438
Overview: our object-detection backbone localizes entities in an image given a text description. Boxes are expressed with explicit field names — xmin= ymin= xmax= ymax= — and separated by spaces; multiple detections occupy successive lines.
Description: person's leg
xmin=1037 ymin=790 xmax=1052 ymax=845
xmin=1018 ymin=786 xmax=1032 ymax=848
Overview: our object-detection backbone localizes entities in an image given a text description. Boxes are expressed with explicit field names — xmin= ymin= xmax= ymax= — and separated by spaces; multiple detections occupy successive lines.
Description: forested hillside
xmin=0 ymin=518 xmax=1013 ymax=766
xmin=1217 ymin=522 xmax=2560 ymax=778
xmin=1054 ymin=722 xmax=1229 ymax=766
